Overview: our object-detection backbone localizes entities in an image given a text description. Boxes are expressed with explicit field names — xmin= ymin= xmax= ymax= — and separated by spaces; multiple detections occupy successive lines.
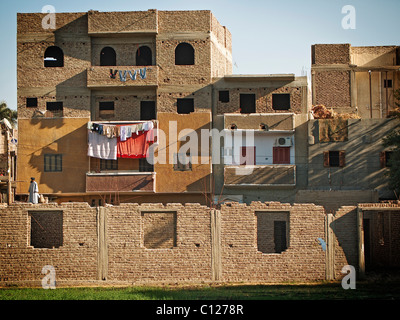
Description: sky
xmin=0 ymin=0 xmax=399 ymax=110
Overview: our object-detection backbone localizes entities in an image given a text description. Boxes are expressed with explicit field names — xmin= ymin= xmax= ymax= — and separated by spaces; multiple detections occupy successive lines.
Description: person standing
xmin=28 ymin=177 xmax=39 ymax=204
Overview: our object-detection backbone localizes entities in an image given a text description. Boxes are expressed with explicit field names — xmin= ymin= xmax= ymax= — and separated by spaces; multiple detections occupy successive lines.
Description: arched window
xmin=44 ymin=46 xmax=64 ymax=67
xmin=100 ymin=47 xmax=116 ymax=66
xmin=136 ymin=46 xmax=152 ymax=66
xmin=175 ymin=43 xmax=195 ymax=65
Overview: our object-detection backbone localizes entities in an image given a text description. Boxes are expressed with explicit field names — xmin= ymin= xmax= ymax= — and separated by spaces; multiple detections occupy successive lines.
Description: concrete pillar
xmin=211 ymin=209 xmax=222 ymax=281
xmin=97 ymin=206 xmax=108 ymax=280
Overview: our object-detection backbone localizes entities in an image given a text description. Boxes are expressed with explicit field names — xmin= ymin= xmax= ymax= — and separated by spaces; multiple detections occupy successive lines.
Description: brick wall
xmin=313 ymin=70 xmax=351 ymax=109
xmin=216 ymin=86 xmax=304 ymax=115
xmin=3 ymin=201 xmax=397 ymax=285
xmin=312 ymin=44 xmax=351 ymax=65
xmin=0 ymin=203 xmax=98 ymax=283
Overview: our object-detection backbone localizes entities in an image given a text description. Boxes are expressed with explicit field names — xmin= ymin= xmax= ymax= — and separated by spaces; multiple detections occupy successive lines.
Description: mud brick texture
xmin=1 ymin=202 xmax=398 ymax=285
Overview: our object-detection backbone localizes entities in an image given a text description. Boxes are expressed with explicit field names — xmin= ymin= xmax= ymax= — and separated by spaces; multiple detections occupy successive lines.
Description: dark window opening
xmin=100 ymin=159 xmax=118 ymax=171
xmin=46 ymin=101 xmax=63 ymax=117
xmin=100 ymin=47 xmax=116 ymax=66
xmin=99 ymin=101 xmax=114 ymax=118
xmin=177 ymin=98 xmax=194 ymax=114
xmin=272 ymin=94 xmax=291 ymax=110
xmin=240 ymin=94 xmax=256 ymax=113
xmin=173 ymin=153 xmax=192 ymax=171
xmin=380 ymin=151 xmax=393 ymax=168
xmin=30 ymin=211 xmax=63 ymax=248
xmin=140 ymin=101 xmax=156 ymax=120
xmin=219 ymin=90 xmax=230 ymax=103
xmin=44 ymin=154 xmax=63 ymax=172
xmin=136 ymin=46 xmax=152 ymax=66
xmin=139 ymin=158 xmax=154 ymax=172
xmin=274 ymin=221 xmax=287 ymax=253
xmin=44 ymin=46 xmax=64 ymax=67
xmin=256 ymin=211 xmax=289 ymax=254
xmin=384 ymin=79 xmax=393 ymax=88
xmin=26 ymin=97 xmax=38 ymax=108
xmin=324 ymin=150 xmax=346 ymax=167
xmin=175 ymin=43 xmax=195 ymax=65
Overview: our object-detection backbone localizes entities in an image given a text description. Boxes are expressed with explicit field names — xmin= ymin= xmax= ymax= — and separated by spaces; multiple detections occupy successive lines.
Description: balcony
xmin=224 ymin=165 xmax=296 ymax=187
xmin=86 ymin=171 xmax=155 ymax=193
xmin=87 ymin=66 xmax=158 ymax=88
xmin=224 ymin=113 xmax=294 ymax=132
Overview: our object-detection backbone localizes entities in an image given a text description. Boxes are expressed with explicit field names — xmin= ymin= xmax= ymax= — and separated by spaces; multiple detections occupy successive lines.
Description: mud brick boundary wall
xmin=1 ymin=201 xmax=399 ymax=286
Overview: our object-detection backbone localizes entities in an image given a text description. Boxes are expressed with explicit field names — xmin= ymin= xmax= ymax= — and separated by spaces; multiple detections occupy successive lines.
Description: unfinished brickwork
xmin=2 ymin=201 xmax=399 ymax=285
xmin=0 ymin=201 xmax=329 ymax=285
xmin=215 ymin=87 xmax=304 ymax=115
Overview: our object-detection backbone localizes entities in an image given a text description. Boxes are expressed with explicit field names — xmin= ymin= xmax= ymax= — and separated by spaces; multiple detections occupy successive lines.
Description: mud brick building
xmin=5 ymin=10 xmax=400 ymax=285
xmin=16 ymin=10 xmax=231 ymax=204
xmin=306 ymin=44 xmax=400 ymax=204
xmin=16 ymin=9 xmax=311 ymax=206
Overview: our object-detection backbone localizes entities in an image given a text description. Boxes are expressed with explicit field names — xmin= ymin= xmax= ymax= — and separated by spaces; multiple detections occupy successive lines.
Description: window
xmin=44 ymin=154 xmax=62 ymax=172
xmin=100 ymin=47 xmax=116 ymax=66
xmin=139 ymin=158 xmax=154 ymax=172
xmin=136 ymin=46 xmax=152 ymax=66
xmin=380 ymin=151 xmax=393 ymax=168
xmin=256 ymin=211 xmax=289 ymax=254
xmin=272 ymin=94 xmax=290 ymax=110
xmin=273 ymin=147 xmax=290 ymax=164
xmin=323 ymin=150 xmax=345 ymax=167
xmin=99 ymin=101 xmax=114 ymax=118
xmin=177 ymin=98 xmax=194 ymax=114
xmin=384 ymin=79 xmax=393 ymax=88
xmin=100 ymin=159 xmax=118 ymax=171
xmin=240 ymin=94 xmax=256 ymax=113
xmin=274 ymin=221 xmax=287 ymax=253
xmin=46 ymin=102 xmax=63 ymax=117
xmin=219 ymin=90 xmax=230 ymax=103
xmin=26 ymin=97 xmax=38 ymax=108
xmin=30 ymin=211 xmax=63 ymax=248
xmin=173 ymin=153 xmax=192 ymax=171
xmin=140 ymin=101 xmax=156 ymax=120
xmin=44 ymin=46 xmax=64 ymax=67
xmin=142 ymin=212 xmax=177 ymax=249
xmin=175 ymin=43 xmax=195 ymax=65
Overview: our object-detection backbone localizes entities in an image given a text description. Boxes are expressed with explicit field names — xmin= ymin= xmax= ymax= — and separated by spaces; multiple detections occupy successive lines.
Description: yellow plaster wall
xmin=17 ymin=118 xmax=90 ymax=195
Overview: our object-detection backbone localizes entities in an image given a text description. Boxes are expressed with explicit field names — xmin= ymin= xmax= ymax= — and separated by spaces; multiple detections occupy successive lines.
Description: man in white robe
xmin=28 ymin=177 xmax=39 ymax=204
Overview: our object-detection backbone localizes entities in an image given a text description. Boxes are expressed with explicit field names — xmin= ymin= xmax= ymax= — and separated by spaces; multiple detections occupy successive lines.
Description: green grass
xmin=1 ymin=281 xmax=400 ymax=300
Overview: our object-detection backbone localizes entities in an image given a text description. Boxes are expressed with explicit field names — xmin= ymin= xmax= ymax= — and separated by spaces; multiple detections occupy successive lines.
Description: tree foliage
xmin=0 ymin=101 xmax=17 ymax=125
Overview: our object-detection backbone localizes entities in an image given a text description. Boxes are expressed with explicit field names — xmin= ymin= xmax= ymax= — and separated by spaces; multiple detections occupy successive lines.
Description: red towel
xmin=117 ymin=129 xmax=154 ymax=159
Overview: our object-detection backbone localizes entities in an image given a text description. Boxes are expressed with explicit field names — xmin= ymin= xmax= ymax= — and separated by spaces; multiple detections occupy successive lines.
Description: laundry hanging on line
xmin=109 ymin=67 xmax=148 ymax=82
xmin=117 ymin=127 xmax=154 ymax=159
xmin=87 ymin=130 xmax=117 ymax=160
xmin=87 ymin=121 xmax=155 ymax=160
xmin=87 ymin=121 xmax=154 ymax=139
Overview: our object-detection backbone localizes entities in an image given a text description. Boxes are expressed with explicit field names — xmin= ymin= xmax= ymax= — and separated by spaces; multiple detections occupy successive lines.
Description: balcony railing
xmin=86 ymin=171 xmax=155 ymax=193
xmin=224 ymin=165 xmax=296 ymax=187
xmin=87 ymin=66 xmax=158 ymax=88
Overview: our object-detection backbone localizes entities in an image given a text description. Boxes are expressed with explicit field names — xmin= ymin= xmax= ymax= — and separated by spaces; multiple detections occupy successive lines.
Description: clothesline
xmin=87 ymin=120 xmax=154 ymax=140
xmin=87 ymin=120 xmax=156 ymax=160
xmin=109 ymin=67 xmax=150 ymax=82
